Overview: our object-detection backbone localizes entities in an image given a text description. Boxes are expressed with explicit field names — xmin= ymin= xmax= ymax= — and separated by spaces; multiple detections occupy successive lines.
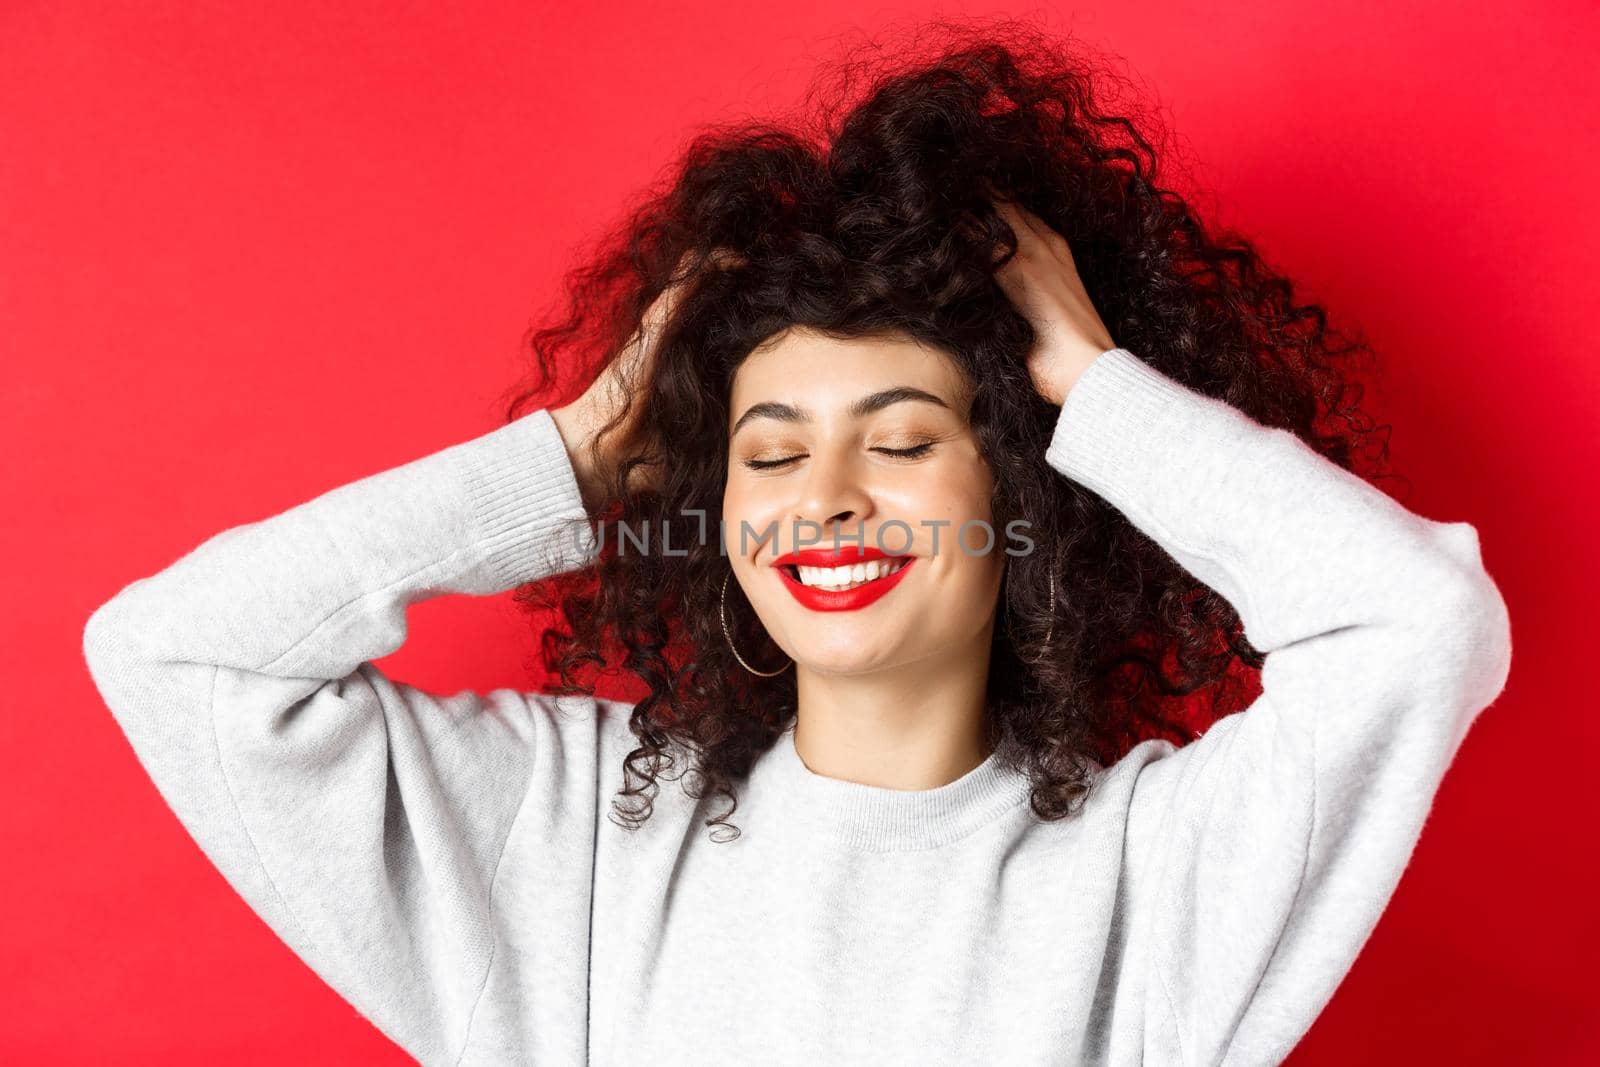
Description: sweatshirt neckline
xmin=755 ymin=723 xmax=1033 ymax=852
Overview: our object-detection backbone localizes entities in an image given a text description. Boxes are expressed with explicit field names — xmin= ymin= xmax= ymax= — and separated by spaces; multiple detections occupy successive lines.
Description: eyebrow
xmin=730 ymin=386 xmax=952 ymax=438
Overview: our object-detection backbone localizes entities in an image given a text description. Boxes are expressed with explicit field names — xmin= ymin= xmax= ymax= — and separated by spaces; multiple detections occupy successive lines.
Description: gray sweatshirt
xmin=82 ymin=348 xmax=1513 ymax=1065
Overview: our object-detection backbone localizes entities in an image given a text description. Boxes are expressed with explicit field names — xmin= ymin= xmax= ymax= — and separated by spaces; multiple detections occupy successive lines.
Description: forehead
xmin=730 ymin=327 xmax=970 ymax=417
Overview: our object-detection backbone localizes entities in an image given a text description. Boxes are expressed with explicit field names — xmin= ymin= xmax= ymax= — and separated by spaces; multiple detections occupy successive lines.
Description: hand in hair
xmin=989 ymin=195 xmax=1117 ymax=406
xmin=552 ymin=249 xmax=742 ymax=506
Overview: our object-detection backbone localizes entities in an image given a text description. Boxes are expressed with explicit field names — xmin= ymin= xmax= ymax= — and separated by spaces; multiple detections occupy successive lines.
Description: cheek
xmin=891 ymin=469 xmax=995 ymax=535
xmin=915 ymin=472 xmax=1000 ymax=566
xmin=722 ymin=479 xmax=766 ymax=521
xmin=722 ymin=480 xmax=786 ymax=558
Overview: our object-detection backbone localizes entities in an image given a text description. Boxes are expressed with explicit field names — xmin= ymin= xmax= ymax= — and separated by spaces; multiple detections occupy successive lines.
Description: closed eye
xmin=741 ymin=442 xmax=936 ymax=471
xmin=876 ymin=443 xmax=935 ymax=460
xmin=743 ymin=455 xmax=801 ymax=471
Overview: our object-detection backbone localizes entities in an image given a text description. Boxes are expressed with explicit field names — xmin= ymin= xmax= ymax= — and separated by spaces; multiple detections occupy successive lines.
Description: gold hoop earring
xmin=1044 ymin=570 xmax=1057 ymax=646
xmin=720 ymin=571 xmax=793 ymax=677
xmin=1004 ymin=556 xmax=1059 ymax=647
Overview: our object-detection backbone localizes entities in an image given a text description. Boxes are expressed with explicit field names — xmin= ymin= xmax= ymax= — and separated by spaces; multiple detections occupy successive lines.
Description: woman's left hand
xmin=989 ymin=196 xmax=1116 ymax=406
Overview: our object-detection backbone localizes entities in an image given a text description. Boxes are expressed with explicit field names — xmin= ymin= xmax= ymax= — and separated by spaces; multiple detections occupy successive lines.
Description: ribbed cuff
xmin=452 ymin=409 xmax=599 ymax=590
xmin=1045 ymin=348 xmax=1203 ymax=501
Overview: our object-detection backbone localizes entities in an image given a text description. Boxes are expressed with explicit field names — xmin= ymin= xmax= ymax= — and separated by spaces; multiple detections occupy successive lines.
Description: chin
xmin=791 ymin=635 xmax=915 ymax=676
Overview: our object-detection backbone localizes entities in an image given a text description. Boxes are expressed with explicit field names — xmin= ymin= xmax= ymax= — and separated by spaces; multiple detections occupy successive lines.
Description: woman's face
xmin=723 ymin=326 xmax=1005 ymax=676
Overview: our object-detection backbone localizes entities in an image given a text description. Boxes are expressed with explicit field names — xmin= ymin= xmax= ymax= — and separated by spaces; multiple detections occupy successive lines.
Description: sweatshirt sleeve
xmin=80 ymin=408 xmax=600 ymax=1066
xmin=1044 ymin=349 xmax=1513 ymax=1066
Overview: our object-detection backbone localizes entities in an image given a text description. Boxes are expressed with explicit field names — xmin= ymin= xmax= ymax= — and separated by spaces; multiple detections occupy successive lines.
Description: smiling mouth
xmin=779 ymin=558 xmax=911 ymax=592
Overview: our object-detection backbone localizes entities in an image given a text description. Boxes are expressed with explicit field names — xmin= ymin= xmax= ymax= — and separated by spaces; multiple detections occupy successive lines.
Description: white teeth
xmin=793 ymin=559 xmax=906 ymax=590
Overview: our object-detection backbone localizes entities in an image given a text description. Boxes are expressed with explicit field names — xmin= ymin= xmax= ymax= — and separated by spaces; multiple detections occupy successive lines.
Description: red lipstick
xmin=769 ymin=545 xmax=916 ymax=612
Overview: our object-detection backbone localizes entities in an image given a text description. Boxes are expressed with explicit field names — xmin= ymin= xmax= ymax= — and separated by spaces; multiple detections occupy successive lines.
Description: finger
xmin=1017 ymin=202 xmax=1076 ymax=260
xmin=707 ymin=247 xmax=748 ymax=270
xmin=990 ymin=198 xmax=1036 ymax=259
xmin=1006 ymin=199 xmax=1057 ymax=248
xmin=1003 ymin=200 xmax=1080 ymax=273
xmin=991 ymin=196 xmax=1026 ymax=230
xmin=667 ymin=249 xmax=699 ymax=284
xmin=990 ymin=193 xmax=1055 ymax=247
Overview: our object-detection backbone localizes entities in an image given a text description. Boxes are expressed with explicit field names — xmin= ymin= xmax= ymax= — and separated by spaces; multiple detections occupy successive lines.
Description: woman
xmin=83 ymin=27 xmax=1512 ymax=1067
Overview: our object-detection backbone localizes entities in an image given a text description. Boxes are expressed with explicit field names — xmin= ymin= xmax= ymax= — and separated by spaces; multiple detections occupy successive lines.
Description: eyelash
xmin=742 ymin=442 xmax=936 ymax=471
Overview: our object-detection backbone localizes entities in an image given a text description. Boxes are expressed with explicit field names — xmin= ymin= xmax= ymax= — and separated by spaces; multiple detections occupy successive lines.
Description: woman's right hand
xmin=551 ymin=250 xmax=736 ymax=509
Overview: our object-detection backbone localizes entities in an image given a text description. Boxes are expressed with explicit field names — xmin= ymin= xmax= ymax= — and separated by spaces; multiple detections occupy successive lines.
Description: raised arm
xmin=81 ymin=408 xmax=600 ymax=1064
xmin=1046 ymin=348 xmax=1512 ymax=1064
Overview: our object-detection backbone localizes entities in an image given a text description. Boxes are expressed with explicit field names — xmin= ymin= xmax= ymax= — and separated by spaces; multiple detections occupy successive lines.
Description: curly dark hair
xmin=496 ymin=17 xmax=1394 ymax=844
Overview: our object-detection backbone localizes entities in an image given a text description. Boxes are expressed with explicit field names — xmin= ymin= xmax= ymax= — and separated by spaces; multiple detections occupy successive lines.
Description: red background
xmin=5 ymin=2 xmax=1596 ymax=1062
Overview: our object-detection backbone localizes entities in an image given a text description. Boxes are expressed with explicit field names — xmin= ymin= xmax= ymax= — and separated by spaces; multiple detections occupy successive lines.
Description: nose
xmin=791 ymin=451 xmax=874 ymax=548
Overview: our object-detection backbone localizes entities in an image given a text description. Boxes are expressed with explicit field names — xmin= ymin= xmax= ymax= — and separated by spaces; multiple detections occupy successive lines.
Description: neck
xmin=790 ymin=616 xmax=996 ymax=790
